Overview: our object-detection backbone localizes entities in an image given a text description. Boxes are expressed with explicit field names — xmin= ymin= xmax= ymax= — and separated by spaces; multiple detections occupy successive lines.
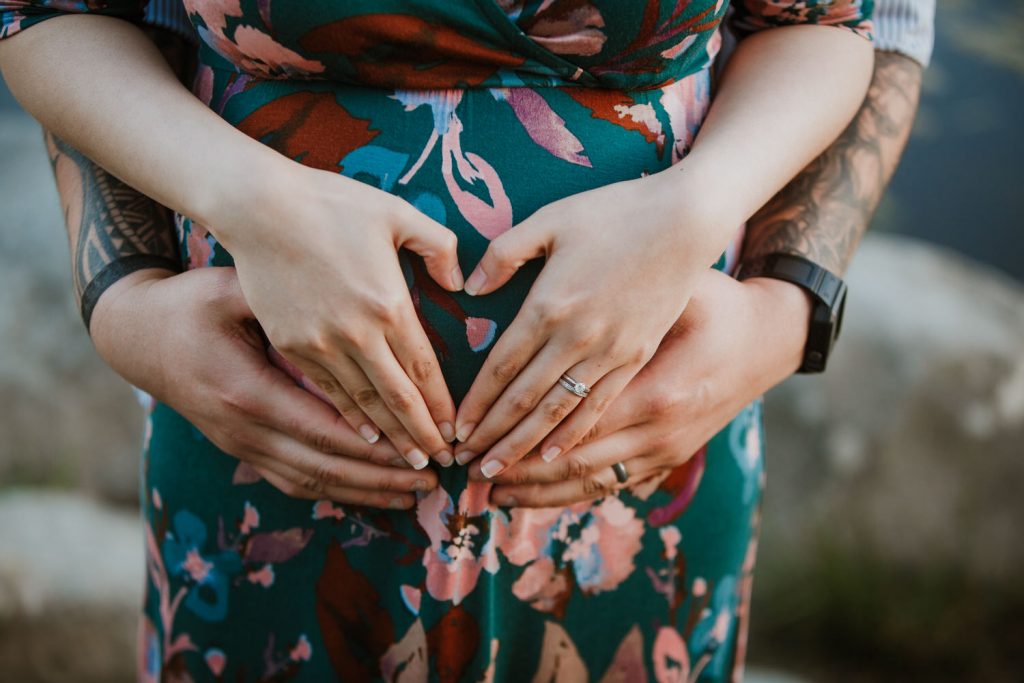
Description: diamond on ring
xmin=558 ymin=373 xmax=590 ymax=398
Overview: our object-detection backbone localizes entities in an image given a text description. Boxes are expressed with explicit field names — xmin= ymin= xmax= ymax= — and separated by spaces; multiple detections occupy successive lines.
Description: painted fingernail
xmin=464 ymin=268 xmax=488 ymax=296
xmin=406 ymin=449 xmax=429 ymax=470
xmin=481 ymin=460 xmax=504 ymax=479
xmin=435 ymin=450 xmax=454 ymax=467
xmin=438 ymin=421 xmax=456 ymax=443
xmin=359 ymin=425 xmax=380 ymax=444
xmin=500 ymin=495 xmax=518 ymax=507
xmin=411 ymin=479 xmax=429 ymax=492
xmin=455 ymin=422 xmax=476 ymax=443
xmin=541 ymin=446 xmax=562 ymax=463
xmin=390 ymin=497 xmax=408 ymax=509
xmin=450 ymin=266 xmax=465 ymax=290
xmin=455 ymin=451 xmax=475 ymax=466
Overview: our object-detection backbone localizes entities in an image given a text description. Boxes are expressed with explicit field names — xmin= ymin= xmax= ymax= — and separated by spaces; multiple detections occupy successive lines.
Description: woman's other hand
xmin=453 ymin=169 xmax=735 ymax=477
xmin=472 ymin=270 xmax=810 ymax=507
xmin=217 ymin=165 xmax=465 ymax=470
xmin=91 ymin=266 xmax=438 ymax=509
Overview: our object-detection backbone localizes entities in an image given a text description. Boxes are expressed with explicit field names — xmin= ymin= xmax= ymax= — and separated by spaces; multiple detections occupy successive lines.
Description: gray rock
xmin=761 ymin=233 xmax=1024 ymax=584
xmin=0 ymin=489 xmax=142 ymax=683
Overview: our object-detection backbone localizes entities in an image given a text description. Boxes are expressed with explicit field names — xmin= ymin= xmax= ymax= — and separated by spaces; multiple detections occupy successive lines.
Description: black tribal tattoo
xmin=43 ymin=26 xmax=194 ymax=331
xmin=740 ymin=52 xmax=925 ymax=275
xmin=45 ymin=131 xmax=182 ymax=330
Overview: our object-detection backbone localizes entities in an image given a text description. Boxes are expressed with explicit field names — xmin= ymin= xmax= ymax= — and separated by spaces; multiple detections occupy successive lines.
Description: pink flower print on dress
xmin=205 ymin=648 xmax=227 ymax=676
xmin=247 ymin=563 xmax=275 ymax=587
xmin=290 ymin=634 xmax=313 ymax=662
xmin=312 ymin=500 xmax=346 ymax=522
xmin=183 ymin=549 xmax=214 ymax=583
xmin=239 ymin=501 xmax=260 ymax=534
xmin=501 ymin=496 xmax=644 ymax=614
xmin=415 ymin=481 xmax=509 ymax=605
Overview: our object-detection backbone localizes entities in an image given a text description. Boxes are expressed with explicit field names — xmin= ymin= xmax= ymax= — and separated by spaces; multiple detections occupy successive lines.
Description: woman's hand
xmin=217 ymin=163 xmax=465 ymax=470
xmin=470 ymin=270 xmax=810 ymax=506
xmin=453 ymin=169 xmax=734 ymax=477
xmin=91 ymin=266 xmax=438 ymax=510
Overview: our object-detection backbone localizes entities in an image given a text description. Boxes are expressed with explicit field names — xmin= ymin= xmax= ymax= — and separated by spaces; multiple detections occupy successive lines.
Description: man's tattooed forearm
xmin=45 ymin=131 xmax=181 ymax=329
xmin=740 ymin=52 xmax=925 ymax=275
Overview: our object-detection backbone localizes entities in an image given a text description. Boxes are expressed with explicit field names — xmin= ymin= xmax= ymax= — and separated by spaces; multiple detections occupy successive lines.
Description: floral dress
xmin=1 ymin=1 xmax=873 ymax=681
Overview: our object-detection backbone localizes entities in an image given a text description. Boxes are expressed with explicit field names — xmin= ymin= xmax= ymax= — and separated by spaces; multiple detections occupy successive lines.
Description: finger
xmin=491 ymin=455 xmax=651 ymax=508
xmin=394 ymin=208 xmax=463 ymax=291
xmin=453 ymin=322 xmax=547 ymax=453
xmin=471 ymin=423 xmax=648 ymax=486
xmin=276 ymin=352 xmax=384 ymax=446
xmin=474 ymin=358 xmax=615 ymax=478
xmin=463 ymin=220 xmax=550 ymax=296
xmin=255 ymin=361 xmax=406 ymax=468
xmin=260 ymin=430 xmax=437 ymax=494
xmin=357 ymin=341 xmax=454 ymax=464
xmin=248 ymin=451 xmax=417 ymax=510
xmin=468 ymin=352 xmax=610 ymax=475
xmin=385 ymin=311 xmax=457 ymax=445
xmin=534 ymin=365 xmax=637 ymax=464
xmin=320 ymin=351 xmax=440 ymax=470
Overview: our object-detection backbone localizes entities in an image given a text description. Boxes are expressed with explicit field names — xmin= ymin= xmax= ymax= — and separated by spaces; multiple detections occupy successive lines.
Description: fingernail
xmin=450 ymin=266 xmax=465 ymax=290
xmin=455 ymin=451 xmax=475 ymax=466
xmin=359 ymin=424 xmax=380 ymax=444
xmin=455 ymin=422 xmax=476 ymax=443
xmin=407 ymin=449 xmax=429 ymax=470
xmin=464 ymin=268 xmax=488 ymax=296
xmin=481 ymin=459 xmax=504 ymax=478
xmin=389 ymin=497 xmax=408 ymax=509
xmin=541 ymin=446 xmax=562 ymax=463
xmin=435 ymin=450 xmax=454 ymax=467
xmin=411 ymin=479 xmax=429 ymax=492
xmin=500 ymin=495 xmax=518 ymax=507
xmin=438 ymin=421 xmax=456 ymax=443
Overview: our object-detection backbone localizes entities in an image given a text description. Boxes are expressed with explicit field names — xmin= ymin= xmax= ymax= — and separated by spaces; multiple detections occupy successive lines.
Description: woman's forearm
xmin=740 ymin=51 xmax=924 ymax=274
xmin=0 ymin=14 xmax=282 ymax=248
xmin=666 ymin=25 xmax=874 ymax=239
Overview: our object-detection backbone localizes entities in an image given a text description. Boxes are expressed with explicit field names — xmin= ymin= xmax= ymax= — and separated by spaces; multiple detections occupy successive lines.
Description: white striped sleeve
xmin=872 ymin=0 xmax=936 ymax=67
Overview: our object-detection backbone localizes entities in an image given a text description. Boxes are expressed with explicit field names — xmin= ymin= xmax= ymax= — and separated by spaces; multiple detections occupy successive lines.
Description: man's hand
xmin=470 ymin=269 xmax=810 ymax=507
xmin=90 ymin=266 xmax=438 ymax=510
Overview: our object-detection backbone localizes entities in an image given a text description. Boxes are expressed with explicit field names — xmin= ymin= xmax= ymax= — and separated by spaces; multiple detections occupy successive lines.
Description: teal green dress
xmin=0 ymin=1 xmax=873 ymax=680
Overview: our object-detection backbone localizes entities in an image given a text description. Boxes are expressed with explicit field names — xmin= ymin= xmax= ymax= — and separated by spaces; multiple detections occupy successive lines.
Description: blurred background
xmin=0 ymin=1 xmax=1021 ymax=681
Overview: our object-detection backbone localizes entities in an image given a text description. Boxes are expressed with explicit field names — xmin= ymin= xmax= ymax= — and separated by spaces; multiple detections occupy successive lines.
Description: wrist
xmin=740 ymin=276 xmax=813 ymax=374
xmin=90 ymin=268 xmax=176 ymax=394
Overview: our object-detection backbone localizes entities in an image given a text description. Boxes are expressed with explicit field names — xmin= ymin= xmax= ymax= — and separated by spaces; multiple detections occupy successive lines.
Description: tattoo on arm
xmin=740 ymin=52 xmax=925 ymax=275
xmin=45 ymin=131 xmax=181 ymax=331
xmin=43 ymin=28 xmax=195 ymax=332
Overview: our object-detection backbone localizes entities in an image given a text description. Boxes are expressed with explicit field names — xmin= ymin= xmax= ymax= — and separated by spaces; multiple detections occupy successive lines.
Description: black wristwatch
xmin=734 ymin=253 xmax=847 ymax=374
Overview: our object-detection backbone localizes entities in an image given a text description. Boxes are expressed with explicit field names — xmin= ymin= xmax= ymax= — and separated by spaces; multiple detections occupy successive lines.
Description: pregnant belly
xmin=182 ymin=67 xmax=713 ymax=400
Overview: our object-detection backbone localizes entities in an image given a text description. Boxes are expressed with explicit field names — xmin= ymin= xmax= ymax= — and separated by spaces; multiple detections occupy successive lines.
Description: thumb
xmin=464 ymin=221 xmax=550 ymax=296
xmin=395 ymin=211 xmax=463 ymax=292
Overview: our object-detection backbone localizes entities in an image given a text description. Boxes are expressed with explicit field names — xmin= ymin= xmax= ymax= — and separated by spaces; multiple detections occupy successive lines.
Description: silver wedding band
xmin=558 ymin=372 xmax=590 ymax=398
xmin=611 ymin=462 xmax=629 ymax=484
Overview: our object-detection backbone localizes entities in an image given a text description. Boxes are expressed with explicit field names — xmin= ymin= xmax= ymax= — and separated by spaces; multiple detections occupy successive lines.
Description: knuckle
xmin=353 ymin=386 xmax=382 ymax=409
xmin=542 ymin=398 xmax=574 ymax=423
xmin=581 ymin=475 xmax=611 ymax=498
xmin=491 ymin=358 xmax=521 ymax=384
xmin=375 ymin=473 xmax=398 ymax=492
xmin=646 ymin=389 xmax=683 ymax=419
xmin=385 ymin=388 xmax=418 ymax=412
xmin=299 ymin=474 xmax=327 ymax=495
xmin=485 ymin=240 xmax=515 ymax=267
xmin=410 ymin=357 xmax=437 ymax=385
xmin=365 ymin=295 xmax=405 ymax=325
xmin=561 ymin=453 xmax=592 ymax=480
xmin=509 ymin=390 xmax=539 ymax=413
xmin=534 ymin=302 xmax=568 ymax=327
